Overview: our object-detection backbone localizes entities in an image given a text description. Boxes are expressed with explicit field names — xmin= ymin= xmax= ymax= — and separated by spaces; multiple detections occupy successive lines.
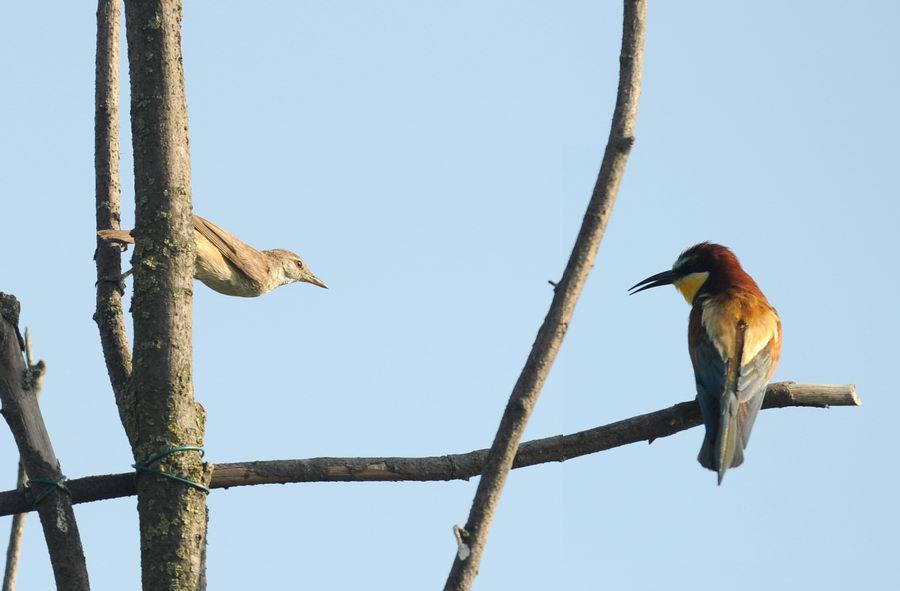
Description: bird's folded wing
xmin=689 ymin=318 xmax=726 ymax=438
xmin=692 ymin=314 xmax=780 ymax=450
xmin=735 ymin=321 xmax=781 ymax=448
xmin=192 ymin=215 xmax=271 ymax=290
xmin=690 ymin=305 xmax=781 ymax=471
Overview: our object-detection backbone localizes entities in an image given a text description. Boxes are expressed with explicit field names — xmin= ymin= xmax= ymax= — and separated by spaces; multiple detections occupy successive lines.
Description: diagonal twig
xmin=0 ymin=296 xmax=90 ymax=590
xmin=1 ymin=463 xmax=28 ymax=591
xmin=443 ymin=2 xmax=647 ymax=589
xmin=2 ymin=329 xmax=46 ymax=591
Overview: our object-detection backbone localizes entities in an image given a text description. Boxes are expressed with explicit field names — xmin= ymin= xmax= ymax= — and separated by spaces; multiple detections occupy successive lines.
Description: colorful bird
xmin=629 ymin=242 xmax=782 ymax=484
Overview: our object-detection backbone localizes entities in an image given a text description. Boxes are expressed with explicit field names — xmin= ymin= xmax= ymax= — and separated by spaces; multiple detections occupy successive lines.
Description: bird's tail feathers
xmin=713 ymin=394 xmax=744 ymax=485
xmin=697 ymin=435 xmax=715 ymax=472
xmin=698 ymin=392 xmax=746 ymax=485
xmin=697 ymin=432 xmax=744 ymax=479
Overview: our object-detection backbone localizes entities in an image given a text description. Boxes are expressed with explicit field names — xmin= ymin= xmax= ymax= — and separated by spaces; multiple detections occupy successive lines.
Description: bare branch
xmin=2 ymin=329 xmax=46 ymax=591
xmin=1 ymin=463 xmax=27 ymax=591
xmin=444 ymin=2 xmax=647 ymax=588
xmin=0 ymin=296 xmax=90 ymax=590
xmin=93 ymin=0 xmax=134 ymax=444
xmin=0 ymin=382 xmax=857 ymax=517
xmin=122 ymin=1 xmax=210 ymax=588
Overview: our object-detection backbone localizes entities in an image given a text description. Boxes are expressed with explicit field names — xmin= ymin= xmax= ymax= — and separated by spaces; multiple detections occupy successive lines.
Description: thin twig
xmin=2 ymin=329 xmax=46 ymax=591
xmin=93 ymin=0 xmax=134 ymax=444
xmin=0 ymin=382 xmax=858 ymax=517
xmin=443 ymin=2 xmax=647 ymax=588
xmin=0 ymin=296 xmax=90 ymax=590
xmin=1 ymin=463 xmax=27 ymax=591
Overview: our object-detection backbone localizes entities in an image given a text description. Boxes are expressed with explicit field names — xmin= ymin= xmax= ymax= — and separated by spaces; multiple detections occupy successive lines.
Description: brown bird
xmin=98 ymin=214 xmax=327 ymax=297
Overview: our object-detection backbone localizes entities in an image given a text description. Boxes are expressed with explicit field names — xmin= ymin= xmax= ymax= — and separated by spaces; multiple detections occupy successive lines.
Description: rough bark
xmin=0 ymin=382 xmax=858 ymax=517
xmin=2 ymin=329 xmax=45 ymax=591
xmin=0 ymin=296 xmax=90 ymax=590
xmin=122 ymin=1 xmax=210 ymax=589
xmin=444 ymin=2 xmax=647 ymax=589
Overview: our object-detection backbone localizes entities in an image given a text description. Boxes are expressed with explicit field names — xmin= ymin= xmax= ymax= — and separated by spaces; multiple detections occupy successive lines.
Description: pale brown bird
xmin=98 ymin=214 xmax=327 ymax=297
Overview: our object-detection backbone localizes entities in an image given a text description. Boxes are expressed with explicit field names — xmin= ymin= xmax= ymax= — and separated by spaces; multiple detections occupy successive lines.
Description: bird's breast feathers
xmin=194 ymin=229 xmax=262 ymax=297
xmin=699 ymin=292 xmax=781 ymax=366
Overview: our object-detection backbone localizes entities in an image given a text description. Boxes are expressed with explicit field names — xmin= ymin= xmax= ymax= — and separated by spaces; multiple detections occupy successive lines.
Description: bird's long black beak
xmin=628 ymin=269 xmax=678 ymax=295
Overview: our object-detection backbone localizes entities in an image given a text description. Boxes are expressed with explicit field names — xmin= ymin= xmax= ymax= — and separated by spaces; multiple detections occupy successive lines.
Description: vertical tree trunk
xmin=122 ymin=1 xmax=211 ymax=588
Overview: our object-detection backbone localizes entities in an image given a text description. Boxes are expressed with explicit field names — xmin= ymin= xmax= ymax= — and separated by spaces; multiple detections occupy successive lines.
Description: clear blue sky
xmin=2 ymin=2 xmax=897 ymax=589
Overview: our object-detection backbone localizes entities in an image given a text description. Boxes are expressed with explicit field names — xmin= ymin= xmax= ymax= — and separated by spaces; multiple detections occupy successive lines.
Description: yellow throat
xmin=674 ymin=271 xmax=709 ymax=304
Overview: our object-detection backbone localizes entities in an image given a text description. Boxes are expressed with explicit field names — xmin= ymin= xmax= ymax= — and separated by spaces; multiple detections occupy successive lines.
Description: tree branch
xmin=123 ymin=1 xmax=210 ymax=588
xmin=1 ymin=462 xmax=27 ymax=591
xmin=2 ymin=329 xmax=45 ymax=591
xmin=0 ymin=382 xmax=857 ymax=517
xmin=93 ymin=0 xmax=134 ymax=445
xmin=0 ymin=296 xmax=90 ymax=590
xmin=444 ymin=2 xmax=647 ymax=588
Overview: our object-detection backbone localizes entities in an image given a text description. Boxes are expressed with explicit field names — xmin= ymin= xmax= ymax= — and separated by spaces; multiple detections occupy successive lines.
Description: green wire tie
xmin=27 ymin=477 xmax=71 ymax=508
xmin=133 ymin=445 xmax=210 ymax=494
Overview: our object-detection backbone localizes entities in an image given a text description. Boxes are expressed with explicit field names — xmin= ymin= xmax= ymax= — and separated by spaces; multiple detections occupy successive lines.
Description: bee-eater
xmin=629 ymin=242 xmax=782 ymax=484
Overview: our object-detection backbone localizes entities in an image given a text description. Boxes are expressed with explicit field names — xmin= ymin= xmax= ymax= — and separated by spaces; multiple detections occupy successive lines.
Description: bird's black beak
xmin=628 ymin=269 xmax=678 ymax=295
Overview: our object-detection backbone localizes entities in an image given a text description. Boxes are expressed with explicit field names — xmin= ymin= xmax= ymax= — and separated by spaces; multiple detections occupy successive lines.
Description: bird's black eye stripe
xmin=675 ymin=256 xmax=700 ymax=274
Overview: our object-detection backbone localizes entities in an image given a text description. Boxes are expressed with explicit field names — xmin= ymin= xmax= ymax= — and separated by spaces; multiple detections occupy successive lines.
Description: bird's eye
xmin=296 ymin=260 xmax=305 ymax=269
xmin=674 ymin=256 xmax=694 ymax=272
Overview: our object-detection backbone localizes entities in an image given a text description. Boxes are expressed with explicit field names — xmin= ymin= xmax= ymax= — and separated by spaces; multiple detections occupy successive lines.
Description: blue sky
xmin=1 ymin=2 xmax=897 ymax=589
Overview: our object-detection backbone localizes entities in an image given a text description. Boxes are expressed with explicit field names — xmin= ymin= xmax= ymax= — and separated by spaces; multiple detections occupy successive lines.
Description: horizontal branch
xmin=0 ymin=382 xmax=858 ymax=517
